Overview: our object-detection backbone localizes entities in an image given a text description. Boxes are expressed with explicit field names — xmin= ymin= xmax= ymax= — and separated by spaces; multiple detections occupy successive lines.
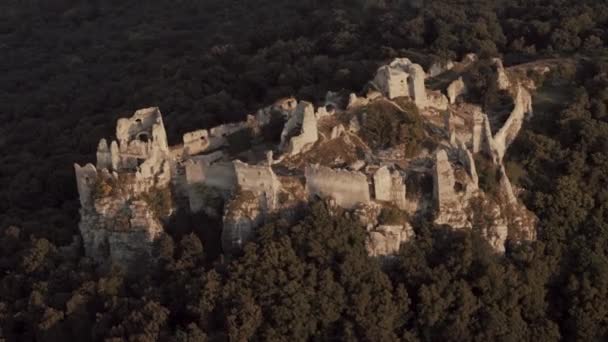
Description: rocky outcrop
xmin=75 ymin=108 xmax=175 ymax=271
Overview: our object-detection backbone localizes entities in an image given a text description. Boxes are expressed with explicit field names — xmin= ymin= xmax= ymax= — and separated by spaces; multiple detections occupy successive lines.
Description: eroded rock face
xmin=222 ymin=190 xmax=264 ymax=254
xmin=78 ymin=187 xmax=168 ymax=271
xmin=75 ymin=108 xmax=174 ymax=271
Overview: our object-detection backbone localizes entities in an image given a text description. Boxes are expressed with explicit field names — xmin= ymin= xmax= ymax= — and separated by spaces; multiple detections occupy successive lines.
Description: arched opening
xmin=135 ymin=118 xmax=142 ymax=124
xmin=137 ymin=132 xmax=150 ymax=142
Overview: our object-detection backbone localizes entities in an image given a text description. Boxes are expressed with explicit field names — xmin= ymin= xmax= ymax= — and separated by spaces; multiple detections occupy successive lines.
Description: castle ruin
xmin=75 ymin=56 xmax=538 ymax=269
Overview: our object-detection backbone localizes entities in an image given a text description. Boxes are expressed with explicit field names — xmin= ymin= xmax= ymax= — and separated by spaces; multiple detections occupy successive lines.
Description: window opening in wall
xmin=137 ymin=132 xmax=150 ymax=143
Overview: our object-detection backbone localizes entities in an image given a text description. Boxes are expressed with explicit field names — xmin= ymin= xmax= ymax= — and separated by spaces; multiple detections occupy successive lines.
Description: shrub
xmin=360 ymin=99 xmax=426 ymax=154
xmin=91 ymin=176 xmax=112 ymax=199
xmin=194 ymin=184 xmax=225 ymax=214
xmin=226 ymin=128 xmax=253 ymax=155
xmin=378 ymin=207 xmax=408 ymax=225
xmin=474 ymin=154 xmax=501 ymax=196
xmin=141 ymin=187 xmax=173 ymax=219
xmin=261 ymin=109 xmax=285 ymax=143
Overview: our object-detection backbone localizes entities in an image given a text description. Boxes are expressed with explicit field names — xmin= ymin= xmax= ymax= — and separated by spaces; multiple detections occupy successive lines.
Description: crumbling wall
xmin=482 ymin=114 xmax=500 ymax=164
xmin=185 ymin=158 xmax=236 ymax=213
xmin=493 ymin=85 xmax=533 ymax=160
xmin=433 ymin=150 xmax=457 ymax=207
xmin=367 ymin=224 xmax=414 ymax=257
xmin=454 ymin=141 xmax=479 ymax=189
xmin=255 ymin=97 xmax=297 ymax=128
xmin=96 ymin=139 xmax=112 ymax=170
xmin=305 ymin=164 xmax=370 ymax=209
xmin=110 ymin=141 xmax=120 ymax=170
xmin=112 ymin=107 xmax=170 ymax=171
xmin=116 ymin=107 xmax=168 ymax=153
xmin=498 ymin=165 xmax=517 ymax=204
xmin=74 ymin=163 xmax=98 ymax=206
xmin=471 ymin=106 xmax=484 ymax=153
xmin=428 ymin=60 xmax=455 ymax=78
xmin=408 ymin=64 xmax=428 ymax=108
xmin=208 ymin=122 xmax=250 ymax=151
xmin=373 ymin=166 xmax=407 ymax=209
xmin=492 ymin=58 xmax=511 ymax=90
xmin=134 ymin=149 xmax=172 ymax=194
xmin=372 ymin=58 xmax=427 ymax=107
xmin=183 ymin=129 xmax=210 ymax=156
xmin=447 ymin=77 xmax=467 ymax=104
xmin=234 ymin=160 xmax=281 ymax=210
xmin=280 ymin=101 xmax=306 ymax=148
xmin=283 ymin=102 xmax=318 ymax=156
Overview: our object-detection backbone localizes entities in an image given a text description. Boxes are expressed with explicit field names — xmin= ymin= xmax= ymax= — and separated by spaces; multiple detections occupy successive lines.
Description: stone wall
xmin=493 ymin=85 xmax=533 ymax=160
xmin=372 ymin=58 xmax=428 ymax=108
xmin=305 ymin=164 xmax=370 ymax=209
xmin=428 ymin=60 xmax=454 ymax=78
xmin=286 ymin=102 xmax=318 ymax=156
xmin=433 ymin=150 xmax=456 ymax=207
xmin=116 ymin=107 xmax=168 ymax=153
xmin=74 ymin=163 xmax=98 ymax=206
xmin=96 ymin=139 xmax=112 ymax=170
xmin=185 ymin=158 xmax=237 ymax=212
xmin=447 ymin=77 xmax=467 ymax=104
xmin=183 ymin=129 xmax=210 ymax=156
xmin=233 ymin=160 xmax=281 ymax=210
xmin=492 ymin=58 xmax=511 ymax=90
xmin=373 ymin=166 xmax=407 ymax=209
xmin=471 ymin=106 xmax=484 ymax=153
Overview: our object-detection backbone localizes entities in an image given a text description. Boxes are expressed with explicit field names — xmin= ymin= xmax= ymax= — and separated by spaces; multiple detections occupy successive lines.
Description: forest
xmin=1 ymin=0 xmax=608 ymax=340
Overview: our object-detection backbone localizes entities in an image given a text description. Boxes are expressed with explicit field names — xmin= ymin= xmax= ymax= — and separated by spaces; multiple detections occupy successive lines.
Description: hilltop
xmin=74 ymin=54 xmax=548 ymax=270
